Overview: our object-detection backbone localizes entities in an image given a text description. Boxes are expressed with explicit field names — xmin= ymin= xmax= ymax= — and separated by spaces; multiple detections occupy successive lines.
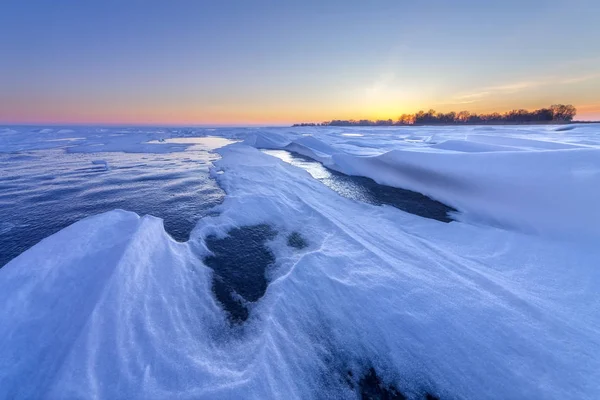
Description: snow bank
xmin=91 ymin=159 xmax=109 ymax=169
xmin=332 ymin=147 xmax=600 ymax=238
xmin=1 ymin=144 xmax=599 ymax=399
xmin=430 ymin=139 xmax=525 ymax=152
xmin=245 ymin=130 xmax=600 ymax=239
xmin=0 ymin=210 xmax=222 ymax=398
xmin=466 ymin=134 xmax=586 ymax=150
xmin=2 ymin=125 xmax=600 ymax=399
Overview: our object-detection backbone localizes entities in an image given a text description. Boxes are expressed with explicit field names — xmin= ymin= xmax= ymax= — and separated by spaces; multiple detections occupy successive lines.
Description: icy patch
xmin=0 ymin=127 xmax=239 ymax=154
xmin=91 ymin=159 xmax=109 ymax=170
xmin=341 ymin=133 xmax=364 ymax=137
xmin=1 ymin=125 xmax=600 ymax=399
xmin=147 ymin=137 xmax=236 ymax=148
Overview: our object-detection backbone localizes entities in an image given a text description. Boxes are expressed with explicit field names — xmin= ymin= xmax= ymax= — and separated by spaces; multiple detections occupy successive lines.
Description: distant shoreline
xmin=292 ymin=121 xmax=599 ymax=127
xmin=293 ymin=104 xmax=581 ymax=127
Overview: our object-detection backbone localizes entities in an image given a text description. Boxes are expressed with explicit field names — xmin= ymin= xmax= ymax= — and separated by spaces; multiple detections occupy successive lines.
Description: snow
xmin=244 ymin=126 xmax=600 ymax=240
xmin=466 ymin=134 xmax=588 ymax=150
xmin=430 ymin=139 xmax=525 ymax=152
xmin=1 ymin=124 xmax=600 ymax=399
xmin=91 ymin=159 xmax=109 ymax=169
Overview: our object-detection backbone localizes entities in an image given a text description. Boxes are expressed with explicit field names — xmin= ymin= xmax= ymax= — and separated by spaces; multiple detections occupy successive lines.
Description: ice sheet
xmin=243 ymin=125 xmax=600 ymax=239
xmin=1 ymin=124 xmax=600 ymax=399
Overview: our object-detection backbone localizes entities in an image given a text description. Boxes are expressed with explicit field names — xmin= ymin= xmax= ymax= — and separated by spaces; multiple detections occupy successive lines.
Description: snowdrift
xmin=244 ymin=130 xmax=600 ymax=239
xmin=1 ymin=142 xmax=599 ymax=399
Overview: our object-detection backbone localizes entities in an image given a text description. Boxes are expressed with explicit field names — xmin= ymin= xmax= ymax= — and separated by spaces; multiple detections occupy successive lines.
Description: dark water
xmin=204 ymin=224 xmax=278 ymax=322
xmin=0 ymin=146 xmax=225 ymax=267
xmin=349 ymin=367 xmax=440 ymax=400
xmin=262 ymin=150 xmax=456 ymax=222
xmin=287 ymin=231 xmax=308 ymax=249
xmin=356 ymin=368 xmax=406 ymax=400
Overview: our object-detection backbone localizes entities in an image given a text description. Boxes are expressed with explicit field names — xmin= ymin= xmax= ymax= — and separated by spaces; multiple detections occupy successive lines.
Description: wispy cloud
xmin=484 ymin=80 xmax=544 ymax=93
xmin=448 ymin=81 xmax=544 ymax=104
xmin=559 ymin=73 xmax=600 ymax=84
xmin=449 ymin=72 xmax=600 ymax=104
xmin=433 ymin=99 xmax=477 ymax=106
xmin=454 ymin=91 xmax=490 ymax=100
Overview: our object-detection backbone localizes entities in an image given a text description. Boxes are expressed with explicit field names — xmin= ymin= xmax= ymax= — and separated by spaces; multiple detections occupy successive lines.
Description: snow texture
xmin=1 ymin=124 xmax=600 ymax=399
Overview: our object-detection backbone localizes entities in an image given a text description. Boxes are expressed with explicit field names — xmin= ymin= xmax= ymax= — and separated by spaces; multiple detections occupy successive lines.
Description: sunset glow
xmin=1 ymin=0 xmax=599 ymax=125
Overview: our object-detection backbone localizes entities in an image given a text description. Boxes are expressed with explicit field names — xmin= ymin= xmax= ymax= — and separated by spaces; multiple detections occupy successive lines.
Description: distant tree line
xmin=293 ymin=104 xmax=577 ymax=127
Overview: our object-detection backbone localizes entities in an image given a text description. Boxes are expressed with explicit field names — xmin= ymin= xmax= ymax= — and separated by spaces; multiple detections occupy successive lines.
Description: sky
xmin=1 ymin=0 xmax=599 ymax=125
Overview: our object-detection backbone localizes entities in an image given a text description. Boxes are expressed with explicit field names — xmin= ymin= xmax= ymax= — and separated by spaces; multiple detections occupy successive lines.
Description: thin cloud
xmin=560 ymin=73 xmax=600 ymax=84
xmin=433 ymin=100 xmax=477 ymax=106
xmin=454 ymin=91 xmax=490 ymax=100
xmin=484 ymin=80 xmax=545 ymax=93
xmin=452 ymin=72 xmax=600 ymax=103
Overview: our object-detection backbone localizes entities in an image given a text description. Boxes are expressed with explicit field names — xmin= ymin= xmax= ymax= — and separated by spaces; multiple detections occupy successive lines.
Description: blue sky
xmin=1 ymin=0 xmax=599 ymax=124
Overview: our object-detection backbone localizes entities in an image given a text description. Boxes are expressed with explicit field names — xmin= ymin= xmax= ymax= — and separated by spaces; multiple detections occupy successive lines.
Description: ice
xmin=91 ymin=159 xmax=109 ymax=170
xmin=245 ymin=128 xmax=600 ymax=239
xmin=430 ymin=139 xmax=525 ymax=152
xmin=333 ymin=147 xmax=600 ymax=238
xmin=466 ymin=134 xmax=587 ymax=150
xmin=1 ymin=124 xmax=600 ymax=399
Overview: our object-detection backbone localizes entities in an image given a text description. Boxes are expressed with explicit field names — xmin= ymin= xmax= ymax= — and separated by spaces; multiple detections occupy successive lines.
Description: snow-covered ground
xmin=0 ymin=124 xmax=599 ymax=399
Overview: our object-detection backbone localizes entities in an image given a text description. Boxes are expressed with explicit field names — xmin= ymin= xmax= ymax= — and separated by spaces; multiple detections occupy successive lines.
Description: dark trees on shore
xmin=293 ymin=105 xmax=577 ymax=127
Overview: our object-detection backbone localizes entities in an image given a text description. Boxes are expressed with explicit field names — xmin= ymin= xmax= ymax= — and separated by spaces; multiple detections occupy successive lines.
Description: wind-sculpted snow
xmin=1 ymin=124 xmax=600 ymax=399
xmin=243 ymin=126 xmax=600 ymax=239
xmin=2 ymin=140 xmax=600 ymax=399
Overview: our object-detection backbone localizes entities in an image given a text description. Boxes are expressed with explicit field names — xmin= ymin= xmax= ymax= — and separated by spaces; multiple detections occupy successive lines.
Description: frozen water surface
xmin=0 ymin=133 xmax=235 ymax=266
xmin=1 ymin=124 xmax=600 ymax=399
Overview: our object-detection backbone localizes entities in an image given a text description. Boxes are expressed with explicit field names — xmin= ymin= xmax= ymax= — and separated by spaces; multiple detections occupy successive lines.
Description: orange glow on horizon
xmin=2 ymin=101 xmax=599 ymax=126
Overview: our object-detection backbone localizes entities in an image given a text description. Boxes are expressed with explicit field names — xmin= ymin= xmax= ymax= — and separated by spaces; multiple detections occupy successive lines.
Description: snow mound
xmin=467 ymin=134 xmax=585 ymax=150
xmin=283 ymin=135 xmax=338 ymax=164
xmin=246 ymin=132 xmax=600 ymax=239
xmin=91 ymin=159 xmax=109 ymax=169
xmin=2 ymin=125 xmax=600 ymax=399
xmin=430 ymin=139 xmax=524 ymax=152
xmin=242 ymin=131 xmax=291 ymax=149
xmin=331 ymin=147 xmax=600 ymax=238
xmin=3 ymin=144 xmax=599 ymax=399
